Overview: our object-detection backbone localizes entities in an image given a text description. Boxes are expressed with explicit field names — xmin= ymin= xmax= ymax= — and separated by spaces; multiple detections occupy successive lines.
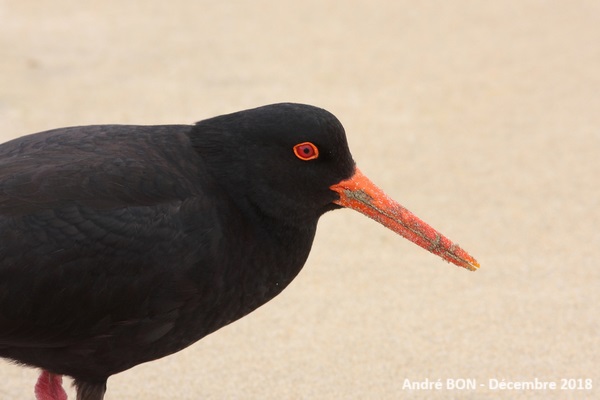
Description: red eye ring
xmin=293 ymin=142 xmax=319 ymax=161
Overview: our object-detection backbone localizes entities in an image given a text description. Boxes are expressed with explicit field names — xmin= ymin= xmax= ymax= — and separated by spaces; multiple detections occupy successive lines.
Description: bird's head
xmin=192 ymin=103 xmax=479 ymax=271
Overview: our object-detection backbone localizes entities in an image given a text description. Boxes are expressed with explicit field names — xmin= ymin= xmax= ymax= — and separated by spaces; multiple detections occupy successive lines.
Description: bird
xmin=0 ymin=103 xmax=479 ymax=400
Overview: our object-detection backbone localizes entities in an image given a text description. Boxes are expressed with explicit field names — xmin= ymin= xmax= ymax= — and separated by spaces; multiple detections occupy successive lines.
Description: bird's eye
xmin=293 ymin=142 xmax=319 ymax=161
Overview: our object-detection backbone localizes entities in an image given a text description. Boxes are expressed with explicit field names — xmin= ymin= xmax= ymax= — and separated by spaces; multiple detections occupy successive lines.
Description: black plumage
xmin=0 ymin=103 xmax=478 ymax=400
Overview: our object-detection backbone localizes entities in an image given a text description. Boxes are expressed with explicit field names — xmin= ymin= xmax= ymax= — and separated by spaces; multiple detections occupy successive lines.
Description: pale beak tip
xmin=467 ymin=259 xmax=480 ymax=271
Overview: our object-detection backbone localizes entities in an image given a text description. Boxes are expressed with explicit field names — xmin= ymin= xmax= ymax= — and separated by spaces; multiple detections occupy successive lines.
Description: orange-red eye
xmin=293 ymin=142 xmax=319 ymax=161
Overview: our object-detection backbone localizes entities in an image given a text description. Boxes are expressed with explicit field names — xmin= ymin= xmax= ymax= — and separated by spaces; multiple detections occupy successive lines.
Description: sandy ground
xmin=1 ymin=1 xmax=599 ymax=399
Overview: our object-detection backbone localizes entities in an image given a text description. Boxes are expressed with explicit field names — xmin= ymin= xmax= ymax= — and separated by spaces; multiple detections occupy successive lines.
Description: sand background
xmin=1 ymin=1 xmax=599 ymax=399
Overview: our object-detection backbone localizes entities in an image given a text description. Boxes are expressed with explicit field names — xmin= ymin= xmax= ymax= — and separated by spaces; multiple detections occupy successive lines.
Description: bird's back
xmin=0 ymin=125 xmax=233 ymax=379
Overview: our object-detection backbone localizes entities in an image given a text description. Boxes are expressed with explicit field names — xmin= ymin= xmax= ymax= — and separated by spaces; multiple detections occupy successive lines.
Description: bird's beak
xmin=330 ymin=168 xmax=479 ymax=271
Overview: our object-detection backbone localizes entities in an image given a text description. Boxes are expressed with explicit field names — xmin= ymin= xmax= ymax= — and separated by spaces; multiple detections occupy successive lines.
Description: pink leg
xmin=34 ymin=370 xmax=68 ymax=400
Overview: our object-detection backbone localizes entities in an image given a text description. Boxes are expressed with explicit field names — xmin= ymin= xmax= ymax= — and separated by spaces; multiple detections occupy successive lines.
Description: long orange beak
xmin=330 ymin=168 xmax=480 ymax=271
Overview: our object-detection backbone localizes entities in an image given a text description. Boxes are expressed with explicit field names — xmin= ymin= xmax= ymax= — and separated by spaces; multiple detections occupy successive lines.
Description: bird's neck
xmin=212 ymin=198 xmax=318 ymax=325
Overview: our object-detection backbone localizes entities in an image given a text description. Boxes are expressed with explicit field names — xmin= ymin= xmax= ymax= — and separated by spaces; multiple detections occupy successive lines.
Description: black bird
xmin=0 ymin=103 xmax=479 ymax=400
